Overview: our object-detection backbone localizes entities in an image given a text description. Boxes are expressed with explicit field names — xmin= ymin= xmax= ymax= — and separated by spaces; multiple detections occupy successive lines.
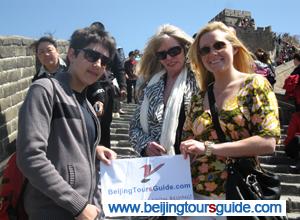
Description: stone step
xmin=119 ymin=107 xmax=136 ymax=113
xmin=287 ymin=213 xmax=300 ymax=220
xmin=121 ymin=103 xmax=137 ymax=107
xmin=261 ymin=164 xmax=300 ymax=174
xmin=282 ymin=195 xmax=300 ymax=213
xmin=111 ymin=146 xmax=139 ymax=158
xmin=277 ymin=173 xmax=300 ymax=184
xmin=111 ymin=122 xmax=129 ymax=129
xmin=122 ymin=105 xmax=137 ymax=112
xmin=111 ymin=140 xmax=131 ymax=148
xmin=118 ymin=115 xmax=134 ymax=120
xmin=273 ymin=150 xmax=289 ymax=158
xmin=277 ymin=144 xmax=287 ymax=151
xmin=281 ymin=182 xmax=300 ymax=196
xmin=111 ymin=133 xmax=129 ymax=141
xmin=259 ymin=155 xmax=297 ymax=165
xmin=111 ymin=127 xmax=129 ymax=135
xmin=112 ymin=118 xmax=132 ymax=123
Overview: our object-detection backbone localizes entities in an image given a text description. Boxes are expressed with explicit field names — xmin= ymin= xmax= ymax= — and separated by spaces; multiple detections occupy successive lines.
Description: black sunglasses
xmin=156 ymin=46 xmax=182 ymax=60
xmin=199 ymin=41 xmax=227 ymax=56
xmin=77 ymin=48 xmax=110 ymax=66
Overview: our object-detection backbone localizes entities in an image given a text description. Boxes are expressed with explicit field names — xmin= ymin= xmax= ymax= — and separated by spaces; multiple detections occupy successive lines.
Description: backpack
xmin=0 ymin=153 xmax=28 ymax=220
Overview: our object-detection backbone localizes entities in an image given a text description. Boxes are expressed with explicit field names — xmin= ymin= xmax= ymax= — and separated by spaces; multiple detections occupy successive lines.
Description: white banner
xmin=100 ymin=155 xmax=193 ymax=202
xmin=102 ymin=200 xmax=286 ymax=217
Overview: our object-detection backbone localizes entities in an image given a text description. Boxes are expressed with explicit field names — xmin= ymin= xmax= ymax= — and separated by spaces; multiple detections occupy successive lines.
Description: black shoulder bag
xmin=207 ymin=83 xmax=286 ymax=220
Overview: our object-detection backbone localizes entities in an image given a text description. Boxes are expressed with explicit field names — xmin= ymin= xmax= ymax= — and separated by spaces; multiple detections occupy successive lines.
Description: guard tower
xmin=210 ymin=9 xmax=275 ymax=54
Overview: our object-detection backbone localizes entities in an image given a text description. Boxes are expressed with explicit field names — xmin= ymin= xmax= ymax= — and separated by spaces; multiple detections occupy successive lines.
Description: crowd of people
xmin=275 ymin=37 xmax=297 ymax=65
xmin=11 ymin=20 xmax=300 ymax=220
xmin=236 ymin=16 xmax=255 ymax=29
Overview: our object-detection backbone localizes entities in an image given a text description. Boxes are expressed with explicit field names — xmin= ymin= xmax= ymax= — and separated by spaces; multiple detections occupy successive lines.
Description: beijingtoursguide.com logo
xmin=140 ymin=163 xmax=165 ymax=183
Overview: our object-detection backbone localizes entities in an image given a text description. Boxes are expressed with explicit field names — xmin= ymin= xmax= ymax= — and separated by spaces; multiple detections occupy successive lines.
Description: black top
xmin=74 ymin=90 xmax=96 ymax=151
xmin=291 ymin=65 xmax=300 ymax=76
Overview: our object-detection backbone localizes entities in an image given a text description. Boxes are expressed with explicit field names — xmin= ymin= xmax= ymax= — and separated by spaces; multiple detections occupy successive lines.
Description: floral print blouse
xmin=182 ymin=74 xmax=280 ymax=197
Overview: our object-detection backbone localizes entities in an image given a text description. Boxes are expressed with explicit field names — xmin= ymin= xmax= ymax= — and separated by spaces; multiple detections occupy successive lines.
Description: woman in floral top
xmin=180 ymin=22 xmax=280 ymax=219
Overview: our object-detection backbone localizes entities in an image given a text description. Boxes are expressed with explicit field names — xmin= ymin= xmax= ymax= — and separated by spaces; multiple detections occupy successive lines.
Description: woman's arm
xmin=129 ymin=94 xmax=157 ymax=155
xmin=211 ymin=135 xmax=276 ymax=157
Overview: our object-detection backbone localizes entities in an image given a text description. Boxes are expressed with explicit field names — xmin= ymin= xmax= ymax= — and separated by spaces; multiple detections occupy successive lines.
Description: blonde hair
xmin=188 ymin=21 xmax=254 ymax=91
xmin=137 ymin=24 xmax=193 ymax=89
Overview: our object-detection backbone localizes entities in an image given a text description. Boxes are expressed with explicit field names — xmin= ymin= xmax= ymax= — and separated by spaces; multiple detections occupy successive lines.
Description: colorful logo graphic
xmin=140 ymin=163 xmax=165 ymax=183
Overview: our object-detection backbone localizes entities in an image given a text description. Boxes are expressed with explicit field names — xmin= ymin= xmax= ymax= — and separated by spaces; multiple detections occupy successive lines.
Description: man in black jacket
xmin=87 ymin=71 xmax=115 ymax=148
xmin=90 ymin=22 xmax=126 ymax=97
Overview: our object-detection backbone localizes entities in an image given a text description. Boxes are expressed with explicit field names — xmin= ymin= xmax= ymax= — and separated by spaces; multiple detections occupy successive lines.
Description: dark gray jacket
xmin=16 ymin=72 xmax=100 ymax=219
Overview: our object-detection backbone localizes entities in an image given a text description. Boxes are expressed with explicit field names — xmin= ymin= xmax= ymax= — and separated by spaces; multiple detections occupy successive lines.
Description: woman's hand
xmin=145 ymin=141 xmax=166 ymax=156
xmin=96 ymin=146 xmax=117 ymax=165
xmin=75 ymin=204 xmax=99 ymax=220
xmin=180 ymin=139 xmax=206 ymax=159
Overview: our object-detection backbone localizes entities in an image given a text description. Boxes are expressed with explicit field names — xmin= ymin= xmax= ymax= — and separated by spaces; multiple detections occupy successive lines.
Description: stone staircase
xmin=110 ymin=103 xmax=139 ymax=158
xmin=110 ymin=102 xmax=300 ymax=219
xmin=259 ymin=123 xmax=300 ymax=220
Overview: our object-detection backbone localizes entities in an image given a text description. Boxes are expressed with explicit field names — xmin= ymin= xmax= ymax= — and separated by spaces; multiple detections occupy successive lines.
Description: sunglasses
xmin=156 ymin=46 xmax=182 ymax=60
xmin=77 ymin=48 xmax=110 ymax=66
xmin=199 ymin=41 xmax=227 ymax=56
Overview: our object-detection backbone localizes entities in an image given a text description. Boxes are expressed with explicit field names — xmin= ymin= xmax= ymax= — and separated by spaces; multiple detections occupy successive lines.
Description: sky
xmin=1 ymin=0 xmax=298 ymax=57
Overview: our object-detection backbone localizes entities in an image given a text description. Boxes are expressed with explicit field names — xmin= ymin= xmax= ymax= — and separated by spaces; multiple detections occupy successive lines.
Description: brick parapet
xmin=0 ymin=35 xmax=68 ymax=160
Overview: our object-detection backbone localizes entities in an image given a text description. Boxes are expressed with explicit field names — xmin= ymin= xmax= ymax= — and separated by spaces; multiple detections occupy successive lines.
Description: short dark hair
xmin=255 ymin=48 xmax=269 ymax=63
xmin=90 ymin=21 xmax=105 ymax=31
xmin=128 ymin=51 xmax=135 ymax=57
xmin=32 ymin=35 xmax=57 ymax=53
xmin=294 ymin=53 xmax=300 ymax=62
xmin=69 ymin=26 xmax=116 ymax=59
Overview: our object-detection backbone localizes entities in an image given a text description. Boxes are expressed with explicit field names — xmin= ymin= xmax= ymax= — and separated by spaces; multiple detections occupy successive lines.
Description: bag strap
xmin=46 ymin=75 xmax=57 ymax=100
xmin=207 ymin=83 xmax=227 ymax=143
xmin=208 ymin=83 xmax=262 ymax=167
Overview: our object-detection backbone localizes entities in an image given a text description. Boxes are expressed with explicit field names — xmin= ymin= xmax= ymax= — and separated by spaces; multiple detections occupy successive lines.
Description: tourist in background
xmin=124 ymin=51 xmax=138 ymax=103
xmin=284 ymin=112 xmax=300 ymax=165
xmin=254 ymin=48 xmax=276 ymax=86
xmin=283 ymin=53 xmax=300 ymax=111
xmin=17 ymin=26 xmax=117 ymax=220
xmin=90 ymin=21 xmax=127 ymax=118
xmin=87 ymin=70 xmax=115 ymax=148
xmin=290 ymin=53 xmax=300 ymax=76
xmin=31 ymin=35 xmax=67 ymax=82
xmin=180 ymin=21 xmax=280 ymax=219
xmin=129 ymin=24 xmax=198 ymax=157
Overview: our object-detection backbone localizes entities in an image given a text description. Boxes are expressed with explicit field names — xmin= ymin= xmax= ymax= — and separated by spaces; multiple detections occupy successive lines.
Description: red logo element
xmin=140 ymin=163 xmax=165 ymax=183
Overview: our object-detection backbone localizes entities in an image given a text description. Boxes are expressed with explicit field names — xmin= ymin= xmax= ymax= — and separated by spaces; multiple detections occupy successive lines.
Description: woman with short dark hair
xmin=31 ymin=35 xmax=67 ymax=82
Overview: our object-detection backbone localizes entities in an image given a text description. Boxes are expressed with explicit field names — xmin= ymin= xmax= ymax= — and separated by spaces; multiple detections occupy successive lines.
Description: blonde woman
xmin=129 ymin=24 xmax=199 ymax=157
xmin=180 ymin=22 xmax=280 ymax=219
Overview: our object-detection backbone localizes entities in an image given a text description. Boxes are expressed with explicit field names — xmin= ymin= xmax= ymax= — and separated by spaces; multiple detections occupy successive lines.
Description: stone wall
xmin=0 ymin=36 xmax=68 ymax=160
xmin=236 ymin=26 xmax=275 ymax=53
